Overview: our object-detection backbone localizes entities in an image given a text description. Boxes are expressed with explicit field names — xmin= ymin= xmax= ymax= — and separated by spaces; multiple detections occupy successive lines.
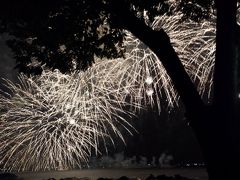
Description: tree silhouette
xmin=1 ymin=0 xmax=240 ymax=179
xmin=110 ymin=1 xmax=239 ymax=180
xmin=0 ymin=0 xmax=214 ymax=74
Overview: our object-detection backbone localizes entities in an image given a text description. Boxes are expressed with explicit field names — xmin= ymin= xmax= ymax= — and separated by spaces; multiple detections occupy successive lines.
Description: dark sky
xmin=0 ymin=33 xmax=18 ymax=84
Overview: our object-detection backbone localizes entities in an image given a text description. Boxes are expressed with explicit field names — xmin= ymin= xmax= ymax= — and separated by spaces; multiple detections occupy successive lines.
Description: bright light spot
xmin=66 ymin=104 xmax=71 ymax=109
xmin=59 ymin=44 xmax=66 ymax=52
xmin=53 ymin=69 xmax=60 ymax=73
xmin=145 ymin=76 xmax=153 ymax=85
xmin=238 ymin=93 xmax=240 ymax=99
xmin=57 ymin=118 xmax=62 ymax=123
xmin=146 ymin=88 xmax=154 ymax=96
xmin=69 ymin=119 xmax=76 ymax=125
xmin=85 ymin=90 xmax=90 ymax=96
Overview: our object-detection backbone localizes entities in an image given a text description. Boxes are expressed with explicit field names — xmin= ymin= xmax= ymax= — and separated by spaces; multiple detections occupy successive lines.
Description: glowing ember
xmin=145 ymin=76 xmax=153 ymax=85
xmin=146 ymin=88 xmax=154 ymax=96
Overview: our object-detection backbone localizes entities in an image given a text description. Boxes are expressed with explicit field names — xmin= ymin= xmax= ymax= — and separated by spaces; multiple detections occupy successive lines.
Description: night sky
xmin=0 ymin=34 xmax=18 ymax=82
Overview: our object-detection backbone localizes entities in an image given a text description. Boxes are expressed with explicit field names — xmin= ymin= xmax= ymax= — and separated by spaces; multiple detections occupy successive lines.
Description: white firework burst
xmin=152 ymin=14 xmax=215 ymax=100
xmin=93 ymin=13 xmax=215 ymax=110
xmin=0 ymin=13 xmax=216 ymax=172
xmin=0 ymin=69 xmax=135 ymax=171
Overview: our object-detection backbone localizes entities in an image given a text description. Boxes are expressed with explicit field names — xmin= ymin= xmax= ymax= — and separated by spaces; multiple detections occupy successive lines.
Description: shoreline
xmin=15 ymin=167 xmax=208 ymax=180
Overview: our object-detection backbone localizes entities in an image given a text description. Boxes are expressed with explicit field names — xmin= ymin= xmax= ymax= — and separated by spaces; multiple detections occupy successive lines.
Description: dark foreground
xmin=7 ymin=168 xmax=208 ymax=180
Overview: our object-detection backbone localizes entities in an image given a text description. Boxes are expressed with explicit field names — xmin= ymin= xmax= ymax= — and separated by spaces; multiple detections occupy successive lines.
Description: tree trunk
xmin=207 ymin=0 xmax=240 ymax=179
xmin=111 ymin=0 xmax=240 ymax=179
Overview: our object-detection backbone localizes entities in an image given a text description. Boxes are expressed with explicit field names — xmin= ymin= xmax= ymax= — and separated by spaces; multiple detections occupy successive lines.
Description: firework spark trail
xmin=0 ymin=69 xmax=135 ymax=171
xmin=93 ymin=13 xmax=216 ymax=110
xmin=152 ymin=14 xmax=216 ymax=99
xmin=0 ymin=13 xmax=216 ymax=171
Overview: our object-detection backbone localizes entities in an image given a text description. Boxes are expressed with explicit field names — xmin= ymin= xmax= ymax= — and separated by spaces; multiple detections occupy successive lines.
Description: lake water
xmin=17 ymin=168 xmax=208 ymax=180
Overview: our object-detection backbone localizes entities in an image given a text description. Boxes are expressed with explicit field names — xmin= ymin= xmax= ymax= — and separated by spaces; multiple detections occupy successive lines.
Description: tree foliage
xmin=0 ymin=0 xmax=216 ymax=74
xmin=1 ymin=0 xmax=123 ymax=73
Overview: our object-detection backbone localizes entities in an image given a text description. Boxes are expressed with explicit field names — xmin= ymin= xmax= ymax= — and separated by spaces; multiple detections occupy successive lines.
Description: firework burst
xmin=0 ymin=13 xmax=216 ymax=171
xmin=93 ymin=13 xmax=215 ymax=110
xmin=0 ymin=69 xmax=135 ymax=171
